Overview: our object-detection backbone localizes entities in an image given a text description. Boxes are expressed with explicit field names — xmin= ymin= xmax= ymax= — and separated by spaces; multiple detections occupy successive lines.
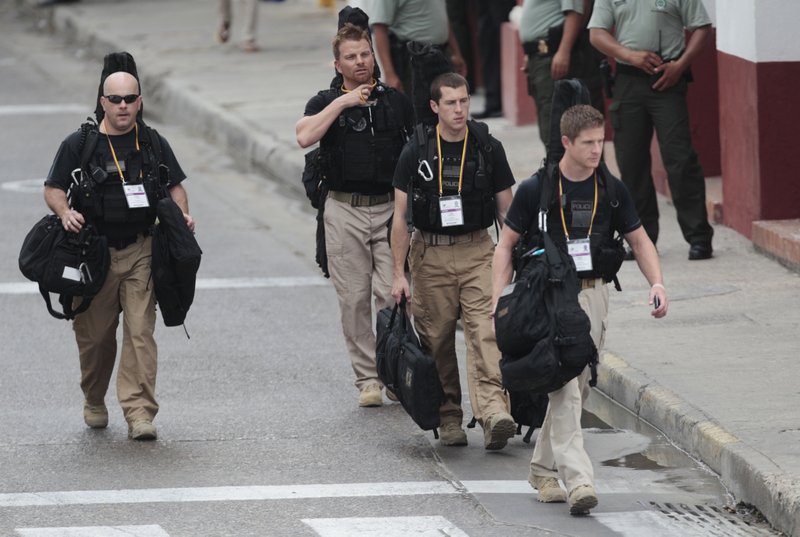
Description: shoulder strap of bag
xmin=79 ymin=122 xmax=100 ymax=172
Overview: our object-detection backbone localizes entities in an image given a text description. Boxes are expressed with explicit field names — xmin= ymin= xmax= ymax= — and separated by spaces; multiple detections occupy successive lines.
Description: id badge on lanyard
xmin=439 ymin=195 xmax=464 ymax=227
xmin=567 ymin=238 xmax=592 ymax=271
xmin=123 ymin=184 xmax=150 ymax=209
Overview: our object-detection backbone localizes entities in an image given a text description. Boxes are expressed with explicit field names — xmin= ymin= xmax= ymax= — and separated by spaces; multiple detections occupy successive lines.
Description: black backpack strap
xmin=406 ymin=122 xmax=430 ymax=233
xmin=79 ymin=122 xmax=100 ymax=173
xmin=538 ymin=161 xmax=559 ymax=234
xmin=598 ymin=162 xmax=619 ymax=208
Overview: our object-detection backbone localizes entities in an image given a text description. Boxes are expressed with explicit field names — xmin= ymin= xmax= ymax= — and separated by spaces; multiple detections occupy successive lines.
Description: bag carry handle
xmin=40 ymin=286 xmax=92 ymax=321
xmin=389 ymin=294 xmax=409 ymax=332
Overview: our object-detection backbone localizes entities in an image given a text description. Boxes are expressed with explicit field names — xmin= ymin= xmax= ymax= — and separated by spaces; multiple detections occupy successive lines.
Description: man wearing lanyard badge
xmin=391 ymin=72 xmax=518 ymax=450
xmin=492 ymin=104 xmax=667 ymax=515
xmin=44 ymin=59 xmax=194 ymax=441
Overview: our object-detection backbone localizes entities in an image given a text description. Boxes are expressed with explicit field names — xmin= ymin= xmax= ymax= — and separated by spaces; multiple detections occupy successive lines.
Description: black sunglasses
xmin=104 ymin=94 xmax=139 ymax=104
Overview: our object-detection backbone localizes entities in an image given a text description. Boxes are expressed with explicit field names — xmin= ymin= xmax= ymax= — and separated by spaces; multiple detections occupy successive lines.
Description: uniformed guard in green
xmin=518 ymin=0 xmax=605 ymax=147
xmin=589 ymin=0 xmax=714 ymax=260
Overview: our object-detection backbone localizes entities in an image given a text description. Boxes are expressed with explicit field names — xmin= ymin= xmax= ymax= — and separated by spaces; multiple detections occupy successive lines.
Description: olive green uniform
xmin=588 ymin=0 xmax=714 ymax=248
xmin=519 ymin=0 xmax=605 ymax=146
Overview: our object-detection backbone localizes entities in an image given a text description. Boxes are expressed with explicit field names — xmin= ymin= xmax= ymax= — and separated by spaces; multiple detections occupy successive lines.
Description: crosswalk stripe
xmin=16 ymin=526 xmax=169 ymax=537
xmin=0 ymin=276 xmax=328 ymax=296
xmin=0 ymin=479 xmax=686 ymax=508
xmin=302 ymin=516 xmax=470 ymax=537
xmin=0 ymin=482 xmax=460 ymax=507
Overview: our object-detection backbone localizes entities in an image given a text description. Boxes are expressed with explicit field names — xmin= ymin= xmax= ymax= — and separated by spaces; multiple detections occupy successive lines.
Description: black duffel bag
xmin=19 ymin=214 xmax=109 ymax=320
xmin=376 ymin=299 xmax=444 ymax=432
xmin=151 ymin=198 xmax=202 ymax=327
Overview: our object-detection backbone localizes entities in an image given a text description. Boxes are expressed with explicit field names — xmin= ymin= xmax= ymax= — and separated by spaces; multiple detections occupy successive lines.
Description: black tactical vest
xmin=319 ymin=85 xmax=407 ymax=193
xmin=527 ymin=163 xmax=625 ymax=282
xmin=72 ymin=122 xmax=167 ymax=238
xmin=409 ymin=120 xmax=496 ymax=234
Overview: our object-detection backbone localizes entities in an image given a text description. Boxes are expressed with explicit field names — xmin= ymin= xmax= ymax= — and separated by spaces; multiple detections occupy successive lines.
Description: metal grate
xmin=648 ymin=503 xmax=783 ymax=537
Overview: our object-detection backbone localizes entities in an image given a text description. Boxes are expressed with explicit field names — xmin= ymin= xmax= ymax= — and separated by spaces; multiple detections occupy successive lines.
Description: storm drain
xmin=648 ymin=503 xmax=781 ymax=536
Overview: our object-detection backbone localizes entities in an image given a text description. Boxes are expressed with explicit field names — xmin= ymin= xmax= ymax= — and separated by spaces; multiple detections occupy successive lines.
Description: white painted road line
xmin=0 ymin=481 xmax=461 ymax=507
xmin=194 ymin=276 xmax=328 ymax=289
xmin=16 ymin=526 xmax=169 ymax=537
xmin=0 ymin=104 xmax=87 ymax=116
xmin=303 ymin=516 xmax=470 ymax=537
xmin=0 ymin=276 xmax=328 ymax=296
xmin=1 ymin=178 xmax=46 ymax=193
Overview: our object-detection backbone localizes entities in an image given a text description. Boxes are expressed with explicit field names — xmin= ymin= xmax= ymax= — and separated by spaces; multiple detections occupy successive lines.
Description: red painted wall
xmin=719 ymin=51 xmax=800 ymax=237
xmin=719 ymin=51 xmax=761 ymax=236
xmin=756 ymin=61 xmax=800 ymax=220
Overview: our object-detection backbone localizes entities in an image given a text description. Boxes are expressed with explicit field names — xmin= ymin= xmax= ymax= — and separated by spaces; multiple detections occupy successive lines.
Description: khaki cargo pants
xmin=73 ymin=235 xmax=158 ymax=424
xmin=530 ymin=279 xmax=609 ymax=494
xmin=408 ymin=229 xmax=509 ymax=427
xmin=324 ymin=195 xmax=394 ymax=390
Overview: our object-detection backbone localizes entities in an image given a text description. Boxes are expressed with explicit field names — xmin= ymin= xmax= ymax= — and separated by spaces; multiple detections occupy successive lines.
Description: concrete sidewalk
xmin=19 ymin=0 xmax=800 ymax=534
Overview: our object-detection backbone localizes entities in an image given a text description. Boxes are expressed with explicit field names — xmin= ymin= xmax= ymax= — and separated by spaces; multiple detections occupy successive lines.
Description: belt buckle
xmin=538 ymin=40 xmax=548 ymax=55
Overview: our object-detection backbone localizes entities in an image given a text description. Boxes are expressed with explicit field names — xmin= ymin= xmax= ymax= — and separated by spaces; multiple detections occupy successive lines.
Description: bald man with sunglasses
xmin=44 ymin=62 xmax=193 ymax=441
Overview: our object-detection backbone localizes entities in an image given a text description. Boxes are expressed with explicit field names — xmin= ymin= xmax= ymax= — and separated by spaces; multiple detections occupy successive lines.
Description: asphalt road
xmin=0 ymin=6 xmax=779 ymax=537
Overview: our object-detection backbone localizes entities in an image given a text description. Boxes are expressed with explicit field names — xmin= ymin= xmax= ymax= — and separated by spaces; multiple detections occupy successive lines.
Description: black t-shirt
xmin=45 ymin=126 xmax=186 ymax=239
xmin=392 ymin=130 xmax=516 ymax=194
xmin=505 ymin=169 xmax=641 ymax=239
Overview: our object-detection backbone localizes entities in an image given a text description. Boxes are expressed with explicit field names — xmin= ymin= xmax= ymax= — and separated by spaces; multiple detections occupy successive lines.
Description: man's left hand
xmin=652 ymin=61 xmax=685 ymax=91
xmin=183 ymin=213 xmax=195 ymax=232
xmin=551 ymin=49 xmax=571 ymax=80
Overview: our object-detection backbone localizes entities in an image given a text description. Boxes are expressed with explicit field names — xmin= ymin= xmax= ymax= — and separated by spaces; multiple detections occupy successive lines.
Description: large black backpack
xmin=496 ymin=225 xmax=598 ymax=394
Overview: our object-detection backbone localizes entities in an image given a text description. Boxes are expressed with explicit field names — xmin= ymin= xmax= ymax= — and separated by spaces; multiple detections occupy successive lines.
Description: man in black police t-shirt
xmin=492 ymin=104 xmax=667 ymax=516
xmin=391 ymin=72 xmax=517 ymax=451
xmin=44 ymin=68 xmax=194 ymax=441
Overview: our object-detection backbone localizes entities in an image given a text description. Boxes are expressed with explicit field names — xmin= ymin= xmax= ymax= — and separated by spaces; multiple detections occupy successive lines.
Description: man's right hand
xmin=391 ymin=275 xmax=410 ymax=304
xmin=626 ymin=50 xmax=663 ymax=74
xmin=340 ymin=83 xmax=376 ymax=108
xmin=60 ymin=208 xmax=85 ymax=232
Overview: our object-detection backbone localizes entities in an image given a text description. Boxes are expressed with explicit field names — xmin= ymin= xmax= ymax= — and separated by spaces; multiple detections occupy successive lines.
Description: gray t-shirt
xmin=588 ymin=0 xmax=711 ymax=63
xmin=370 ymin=0 xmax=449 ymax=45
xmin=519 ymin=0 xmax=584 ymax=44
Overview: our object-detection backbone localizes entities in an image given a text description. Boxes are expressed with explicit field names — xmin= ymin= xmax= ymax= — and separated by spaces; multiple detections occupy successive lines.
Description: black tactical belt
xmin=616 ymin=61 xmax=692 ymax=82
xmin=416 ymin=229 xmax=485 ymax=247
xmin=328 ymin=190 xmax=394 ymax=207
xmin=108 ymin=231 xmax=148 ymax=250
xmin=522 ymin=39 xmax=550 ymax=57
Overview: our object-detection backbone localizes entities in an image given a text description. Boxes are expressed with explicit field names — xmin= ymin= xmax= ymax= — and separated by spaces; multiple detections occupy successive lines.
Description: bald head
xmin=102 ymin=71 xmax=140 ymax=96
xmin=100 ymin=71 xmax=142 ymax=135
